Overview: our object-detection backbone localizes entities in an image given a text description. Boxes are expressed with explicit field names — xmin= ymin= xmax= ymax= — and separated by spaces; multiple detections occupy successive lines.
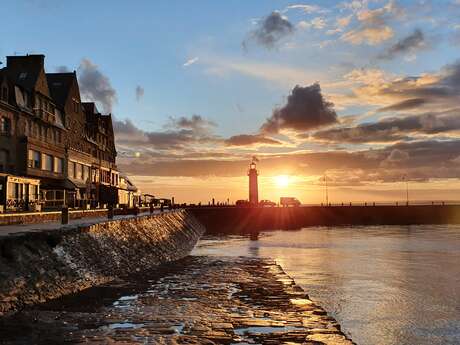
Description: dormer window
xmin=19 ymin=72 xmax=27 ymax=80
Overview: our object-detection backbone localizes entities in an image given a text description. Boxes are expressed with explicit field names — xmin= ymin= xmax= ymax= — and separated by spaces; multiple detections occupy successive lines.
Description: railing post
xmin=61 ymin=205 xmax=69 ymax=225
xmin=108 ymin=204 xmax=114 ymax=219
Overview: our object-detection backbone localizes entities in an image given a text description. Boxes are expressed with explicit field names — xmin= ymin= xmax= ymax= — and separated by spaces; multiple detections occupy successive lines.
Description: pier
xmin=189 ymin=204 xmax=460 ymax=234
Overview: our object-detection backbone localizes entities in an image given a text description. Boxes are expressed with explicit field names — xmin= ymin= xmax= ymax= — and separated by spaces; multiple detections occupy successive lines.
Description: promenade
xmin=0 ymin=210 xmax=168 ymax=237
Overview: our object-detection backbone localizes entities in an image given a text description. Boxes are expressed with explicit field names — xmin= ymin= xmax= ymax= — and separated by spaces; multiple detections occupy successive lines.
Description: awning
xmin=68 ymin=178 xmax=89 ymax=189
xmin=40 ymin=178 xmax=78 ymax=190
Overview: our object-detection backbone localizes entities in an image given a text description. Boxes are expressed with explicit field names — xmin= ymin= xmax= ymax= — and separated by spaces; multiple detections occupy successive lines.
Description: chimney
xmin=6 ymin=54 xmax=45 ymax=69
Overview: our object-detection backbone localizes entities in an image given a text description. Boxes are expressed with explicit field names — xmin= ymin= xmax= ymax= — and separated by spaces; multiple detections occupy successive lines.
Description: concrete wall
xmin=0 ymin=210 xmax=205 ymax=315
xmin=189 ymin=205 xmax=460 ymax=234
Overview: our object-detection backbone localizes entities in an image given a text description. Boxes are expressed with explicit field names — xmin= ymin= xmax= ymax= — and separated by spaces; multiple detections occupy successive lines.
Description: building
xmin=0 ymin=54 xmax=124 ymax=211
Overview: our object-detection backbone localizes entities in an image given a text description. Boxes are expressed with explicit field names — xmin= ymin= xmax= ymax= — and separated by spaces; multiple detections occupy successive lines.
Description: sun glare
xmin=275 ymin=175 xmax=290 ymax=188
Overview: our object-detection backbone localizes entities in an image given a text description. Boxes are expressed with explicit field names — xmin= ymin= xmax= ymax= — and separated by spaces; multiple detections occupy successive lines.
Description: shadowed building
xmin=0 ymin=54 xmax=121 ymax=211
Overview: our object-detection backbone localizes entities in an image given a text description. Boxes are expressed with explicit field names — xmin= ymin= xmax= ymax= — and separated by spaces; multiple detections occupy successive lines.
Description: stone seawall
xmin=0 ymin=210 xmax=205 ymax=315
xmin=189 ymin=205 xmax=460 ymax=234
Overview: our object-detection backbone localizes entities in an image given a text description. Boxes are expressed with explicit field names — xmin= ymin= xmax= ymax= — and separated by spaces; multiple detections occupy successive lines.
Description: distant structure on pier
xmin=248 ymin=157 xmax=259 ymax=205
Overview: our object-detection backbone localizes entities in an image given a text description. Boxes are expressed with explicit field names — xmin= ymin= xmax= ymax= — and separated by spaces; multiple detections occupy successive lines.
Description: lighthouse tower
xmin=248 ymin=159 xmax=259 ymax=205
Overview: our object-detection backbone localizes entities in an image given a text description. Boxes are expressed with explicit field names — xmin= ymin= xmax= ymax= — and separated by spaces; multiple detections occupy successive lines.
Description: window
xmin=29 ymin=185 xmax=38 ymax=201
xmin=28 ymin=150 xmax=40 ymax=169
xmin=83 ymin=165 xmax=90 ymax=182
xmin=54 ymin=157 xmax=63 ymax=174
xmin=0 ymin=149 xmax=8 ymax=172
xmin=68 ymin=161 xmax=75 ymax=179
xmin=1 ymin=86 xmax=8 ymax=102
xmin=76 ymin=163 xmax=83 ymax=180
xmin=73 ymin=100 xmax=79 ymax=113
xmin=92 ymin=168 xmax=99 ymax=183
xmin=19 ymin=72 xmax=27 ymax=80
xmin=43 ymin=154 xmax=53 ymax=171
xmin=0 ymin=117 xmax=10 ymax=135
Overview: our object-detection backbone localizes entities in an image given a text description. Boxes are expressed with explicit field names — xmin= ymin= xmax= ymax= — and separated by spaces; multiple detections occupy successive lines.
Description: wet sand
xmin=0 ymin=255 xmax=353 ymax=345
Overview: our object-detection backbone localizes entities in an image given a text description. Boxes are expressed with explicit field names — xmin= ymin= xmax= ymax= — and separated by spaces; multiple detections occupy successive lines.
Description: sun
xmin=274 ymin=175 xmax=290 ymax=188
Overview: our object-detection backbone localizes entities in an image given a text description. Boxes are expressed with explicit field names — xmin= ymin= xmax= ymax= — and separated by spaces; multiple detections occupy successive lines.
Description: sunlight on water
xmin=192 ymin=225 xmax=460 ymax=345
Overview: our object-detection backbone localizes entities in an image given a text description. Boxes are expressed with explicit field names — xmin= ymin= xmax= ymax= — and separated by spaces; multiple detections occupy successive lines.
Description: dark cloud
xmin=261 ymin=83 xmax=338 ymax=133
xmin=313 ymin=110 xmax=460 ymax=144
xmin=78 ymin=58 xmax=117 ymax=113
xmin=117 ymin=139 xmax=460 ymax=183
xmin=113 ymin=114 xmax=219 ymax=150
xmin=377 ymin=98 xmax=426 ymax=112
xmin=378 ymin=29 xmax=427 ymax=59
xmin=225 ymin=134 xmax=282 ymax=146
xmin=135 ymin=85 xmax=144 ymax=102
xmin=167 ymin=114 xmax=216 ymax=133
xmin=352 ymin=60 xmax=460 ymax=112
xmin=244 ymin=11 xmax=294 ymax=49
xmin=113 ymin=119 xmax=145 ymax=140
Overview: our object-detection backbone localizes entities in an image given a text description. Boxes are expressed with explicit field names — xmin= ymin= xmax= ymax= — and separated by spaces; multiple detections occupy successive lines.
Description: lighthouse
xmin=248 ymin=158 xmax=259 ymax=206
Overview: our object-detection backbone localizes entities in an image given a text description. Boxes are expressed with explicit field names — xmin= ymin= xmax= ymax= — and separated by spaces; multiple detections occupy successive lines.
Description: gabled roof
xmin=5 ymin=55 xmax=46 ymax=92
xmin=82 ymin=102 xmax=99 ymax=115
xmin=46 ymin=72 xmax=76 ymax=108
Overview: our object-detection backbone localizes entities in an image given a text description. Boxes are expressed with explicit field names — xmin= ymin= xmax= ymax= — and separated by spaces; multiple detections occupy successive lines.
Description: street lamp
xmin=402 ymin=175 xmax=409 ymax=205
xmin=323 ymin=173 xmax=329 ymax=206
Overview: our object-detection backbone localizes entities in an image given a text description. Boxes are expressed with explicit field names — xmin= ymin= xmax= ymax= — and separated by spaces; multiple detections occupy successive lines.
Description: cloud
xmin=114 ymin=114 xmax=219 ymax=151
xmin=343 ymin=60 xmax=460 ymax=111
xmin=284 ymin=4 xmax=323 ymax=13
xmin=244 ymin=11 xmax=294 ymax=49
xmin=342 ymin=26 xmax=393 ymax=45
xmin=183 ymin=57 xmax=199 ymax=67
xmin=166 ymin=114 xmax=216 ymax=134
xmin=378 ymin=29 xmax=427 ymax=60
xmin=117 ymin=139 xmax=460 ymax=184
xmin=297 ymin=17 xmax=326 ymax=30
xmin=261 ymin=83 xmax=338 ymax=134
xmin=381 ymin=149 xmax=409 ymax=167
xmin=78 ymin=58 xmax=117 ymax=113
xmin=224 ymin=134 xmax=283 ymax=146
xmin=340 ymin=1 xmax=403 ymax=45
xmin=55 ymin=65 xmax=70 ymax=73
xmin=204 ymin=57 xmax=321 ymax=88
xmin=377 ymin=98 xmax=426 ymax=112
xmin=312 ymin=110 xmax=460 ymax=144
xmin=135 ymin=85 xmax=144 ymax=102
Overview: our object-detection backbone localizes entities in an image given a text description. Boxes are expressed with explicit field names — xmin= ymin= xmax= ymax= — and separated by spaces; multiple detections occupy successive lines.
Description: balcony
xmin=34 ymin=108 xmax=56 ymax=124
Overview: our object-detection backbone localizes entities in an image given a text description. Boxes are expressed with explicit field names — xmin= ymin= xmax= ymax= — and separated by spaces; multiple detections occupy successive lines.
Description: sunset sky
xmin=2 ymin=0 xmax=460 ymax=203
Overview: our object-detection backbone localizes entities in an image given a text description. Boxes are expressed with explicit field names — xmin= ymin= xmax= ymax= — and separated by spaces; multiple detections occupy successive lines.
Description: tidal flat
xmin=0 ymin=255 xmax=352 ymax=345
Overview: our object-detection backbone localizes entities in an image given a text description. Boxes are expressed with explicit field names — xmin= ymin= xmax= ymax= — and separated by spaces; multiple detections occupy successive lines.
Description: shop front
xmin=0 ymin=174 xmax=41 ymax=212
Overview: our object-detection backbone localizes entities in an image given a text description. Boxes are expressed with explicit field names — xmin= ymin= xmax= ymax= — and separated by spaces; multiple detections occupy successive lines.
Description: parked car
xmin=236 ymin=199 xmax=250 ymax=207
xmin=259 ymin=199 xmax=276 ymax=207
xmin=280 ymin=197 xmax=301 ymax=207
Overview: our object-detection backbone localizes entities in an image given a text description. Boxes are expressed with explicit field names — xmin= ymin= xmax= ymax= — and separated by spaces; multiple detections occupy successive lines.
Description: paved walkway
xmin=0 ymin=210 xmax=171 ymax=237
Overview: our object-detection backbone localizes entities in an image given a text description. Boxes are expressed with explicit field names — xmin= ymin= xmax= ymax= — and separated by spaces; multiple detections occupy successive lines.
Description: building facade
xmin=0 ymin=54 xmax=122 ymax=211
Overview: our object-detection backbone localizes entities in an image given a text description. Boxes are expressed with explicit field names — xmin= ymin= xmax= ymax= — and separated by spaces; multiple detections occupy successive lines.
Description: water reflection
xmin=192 ymin=225 xmax=460 ymax=345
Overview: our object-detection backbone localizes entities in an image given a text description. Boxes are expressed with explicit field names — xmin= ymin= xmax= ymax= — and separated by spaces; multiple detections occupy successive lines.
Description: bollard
xmin=108 ymin=204 xmax=114 ymax=219
xmin=61 ymin=205 xmax=69 ymax=225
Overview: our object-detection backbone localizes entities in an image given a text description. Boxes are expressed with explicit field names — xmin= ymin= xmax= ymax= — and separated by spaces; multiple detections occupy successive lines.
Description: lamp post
xmin=403 ymin=175 xmax=409 ymax=205
xmin=324 ymin=173 xmax=329 ymax=206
